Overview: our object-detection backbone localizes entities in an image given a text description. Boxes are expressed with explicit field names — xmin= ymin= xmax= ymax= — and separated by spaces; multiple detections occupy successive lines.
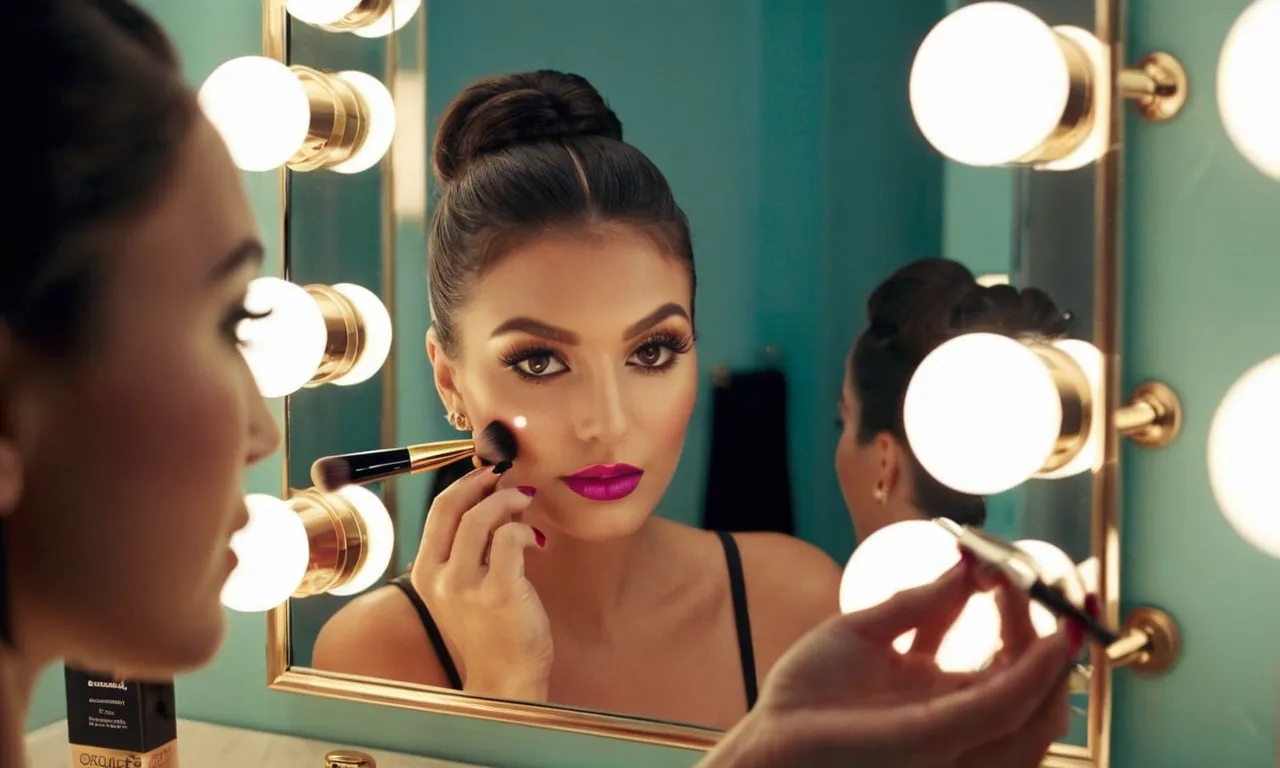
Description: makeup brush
xmin=310 ymin=420 xmax=519 ymax=492
xmin=934 ymin=518 xmax=1121 ymax=647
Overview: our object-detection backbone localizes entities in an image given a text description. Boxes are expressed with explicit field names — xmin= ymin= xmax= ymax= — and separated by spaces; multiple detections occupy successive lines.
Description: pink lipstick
xmin=561 ymin=463 xmax=644 ymax=502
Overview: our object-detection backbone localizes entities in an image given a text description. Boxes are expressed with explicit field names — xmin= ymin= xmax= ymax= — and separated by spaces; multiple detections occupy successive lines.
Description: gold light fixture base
xmin=1105 ymin=606 xmax=1181 ymax=676
xmin=325 ymin=749 xmax=377 ymax=768
xmin=289 ymin=487 xmax=370 ymax=597
xmin=287 ymin=66 xmax=370 ymax=172
xmin=1117 ymin=380 xmax=1182 ymax=448
xmin=304 ymin=284 xmax=366 ymax=386
xmin=1120 ymin=51 xmax=1188 ymax=122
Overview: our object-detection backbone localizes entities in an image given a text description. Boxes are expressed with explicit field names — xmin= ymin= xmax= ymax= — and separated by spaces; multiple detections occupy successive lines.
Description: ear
xmin=873 ymin=431 xmax=901 ymax=494
xmin=0 ymin=330 xmax=23 ymax=517
xmin=425 ymin=327 xmax=465 ymax=416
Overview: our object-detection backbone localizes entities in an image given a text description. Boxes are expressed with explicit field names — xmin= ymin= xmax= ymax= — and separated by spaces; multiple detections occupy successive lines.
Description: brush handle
xmin=336 ymin=447 xmax=413 ymax=485
xmin=1029 ymin=581 xmax=1120 ymax=647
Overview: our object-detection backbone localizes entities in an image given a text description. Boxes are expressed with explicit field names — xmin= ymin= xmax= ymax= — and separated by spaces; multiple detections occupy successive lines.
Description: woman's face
xmin=429 ymin=226 xmax=697 ymax=542
xmin=1 ymin=118 xmax=279 ymax=675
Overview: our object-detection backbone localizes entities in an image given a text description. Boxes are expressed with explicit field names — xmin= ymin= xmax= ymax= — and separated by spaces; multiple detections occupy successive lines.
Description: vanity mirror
xmin=249 ymin=0 xmax=1186 ymax=765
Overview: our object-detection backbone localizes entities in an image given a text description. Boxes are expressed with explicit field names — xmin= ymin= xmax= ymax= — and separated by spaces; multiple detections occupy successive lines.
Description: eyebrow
xmin=489 ymin=302 xmax=691 ymax=345
xmin=208 ymin=238 xmax=265 ymax=283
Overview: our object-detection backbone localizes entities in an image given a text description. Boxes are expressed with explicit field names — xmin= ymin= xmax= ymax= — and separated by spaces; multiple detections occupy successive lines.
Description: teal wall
xmin=1117 ymin=0 xmax=1280 ymax=765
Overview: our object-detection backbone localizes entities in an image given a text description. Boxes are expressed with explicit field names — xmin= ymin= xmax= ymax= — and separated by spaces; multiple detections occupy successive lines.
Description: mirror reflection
xmin=279 ymin=0 xmax=1099 ymax=747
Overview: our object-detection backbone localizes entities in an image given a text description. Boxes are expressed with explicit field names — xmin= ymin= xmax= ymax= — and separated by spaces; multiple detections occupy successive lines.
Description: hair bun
xmin=433 ymin=70 xmax=623 ymax=184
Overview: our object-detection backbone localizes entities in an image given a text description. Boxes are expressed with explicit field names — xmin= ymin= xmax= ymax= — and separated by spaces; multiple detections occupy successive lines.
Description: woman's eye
xmin=517 ymin=354 xmax=566 ymax=377
xmin=630 ymin=344 xmax=673 ymax=368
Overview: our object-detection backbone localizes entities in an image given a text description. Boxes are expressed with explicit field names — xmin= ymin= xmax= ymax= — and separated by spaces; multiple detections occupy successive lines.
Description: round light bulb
xmin=351 ymin=0 xmax=423 ymax=38
xmin=1219 ymin=0 xmax=1280 ymax=179
xmin=910 ymin=2 xmax=1069 ymax=167
xmin=330 ymin=283 xmax=393 ymax=386
xmin=198 ymin=56 xmax=310 ymax=172
xmin=222 ymin=494 xmax=310 ymax=613
xmin=1014 ymin=539 xmax=1085 ymax=637
xmin=1208 ymin=356 xmax=1280 ymax=557
xmin=326 ymin=485 xmax=395 ymax=596
xmin=286 ymin=0 xmax=360 ymax=25
xmin=840 ymin=520 xmax=1001 ymax=672
xmin=1035 ymin=339 xmax=1104 ymax=480
xmin=976 ymin=273 xmax=1010 ymax=287
xmin=239 ymin=277 xmax=328 ymax=398
xmin=330 ymin=72 xmax=397 ymax=174
xmin=905 ymin=333 xmax=1061 ymax=495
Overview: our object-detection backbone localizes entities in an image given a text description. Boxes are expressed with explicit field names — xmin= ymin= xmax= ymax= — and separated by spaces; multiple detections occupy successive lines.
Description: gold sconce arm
xmin=289 ymin=487 xmax=374 ymax=597
xmin=1120 ymin=52 xmax=1189 ymax=122
xmin=1117 ymin=381 xmax=1183 ymax=448
xmin=1104 ymin=606 xmax=1182 ymax=675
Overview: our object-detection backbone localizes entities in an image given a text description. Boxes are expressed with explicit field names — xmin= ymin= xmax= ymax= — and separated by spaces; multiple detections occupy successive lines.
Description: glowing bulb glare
xmin=1208 ymin=355 xmax=1280 ymax=558
xmin=238 ymin=278 xmax=328 ymax=398
xmin=910 ymin=2 xmax=1070 ymax=167
xmin=198 ymin=57 xmax=309 ymax=172
xmin=222 ymin=494 xmax=309 ymax=613
xmin=905 ymin=333 xmax=1061 ymax=495
xmin=1218 ymin=0 xmax=1280 ymax=179
xmin=840 ymin=520 xmax=1000 ymax=672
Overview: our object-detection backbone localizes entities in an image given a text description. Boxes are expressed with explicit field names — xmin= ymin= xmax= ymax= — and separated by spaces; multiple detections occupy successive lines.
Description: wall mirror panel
xmin=245 ymin=0 xmax=1153 ymax=765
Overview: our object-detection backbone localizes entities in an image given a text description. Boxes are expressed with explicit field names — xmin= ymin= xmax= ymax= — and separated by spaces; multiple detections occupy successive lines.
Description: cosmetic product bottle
xmin=64 ymin=665 xmax=178 ymax=767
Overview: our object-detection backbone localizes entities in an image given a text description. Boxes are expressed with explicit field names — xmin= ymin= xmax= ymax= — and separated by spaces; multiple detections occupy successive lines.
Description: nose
xmin=572 ymin=366 xmax=629 ymax=445
xmin=245 ymin=387 xmax=281 ymax=465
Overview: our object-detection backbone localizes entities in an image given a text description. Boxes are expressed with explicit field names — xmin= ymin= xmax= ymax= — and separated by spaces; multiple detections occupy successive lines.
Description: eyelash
xmin=499 ymin=331 xmax=696 ymax=384
xmin=224 ymin=306 xmax=272 ymax=347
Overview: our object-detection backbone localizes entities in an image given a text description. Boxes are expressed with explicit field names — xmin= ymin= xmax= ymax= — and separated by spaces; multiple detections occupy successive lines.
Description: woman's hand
xmin=410 ymin=467 xmax=552 ymax=700
xmin=700 ymin=559 xmax=1077 ymax=768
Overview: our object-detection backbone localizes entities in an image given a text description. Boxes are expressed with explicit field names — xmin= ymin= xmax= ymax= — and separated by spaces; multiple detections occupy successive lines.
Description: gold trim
xmin=1119 ymin=51 xmax=1188 ymax=121
xmin=288 ymin=66 xmax=372 ymax=172
xmin=304 ymin=284 xmax=367 ymax=385
xmin=289 ymin=488 xmax=371 ymax=597
xmin=1031 ymin=343 xmax=1093 ymax=473
xmin=1014 ymin=32 xmax=1096 ymax=165
xmin=311 ymin=0 xmax=395 ymax=33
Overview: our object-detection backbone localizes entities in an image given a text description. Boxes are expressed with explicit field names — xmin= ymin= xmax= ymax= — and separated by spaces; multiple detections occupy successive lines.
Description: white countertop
xmin=25 ymin=718 xmax=484 ymax=768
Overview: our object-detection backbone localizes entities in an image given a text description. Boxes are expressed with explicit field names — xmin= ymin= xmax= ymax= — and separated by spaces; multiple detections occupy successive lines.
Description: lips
xmin=562 ymin=464 xmax=644 ymax=502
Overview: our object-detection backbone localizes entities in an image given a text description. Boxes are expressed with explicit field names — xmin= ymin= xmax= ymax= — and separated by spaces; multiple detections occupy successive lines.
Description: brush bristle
xmin=475 ymin=420 xmax=519 ymax=466
xmin=311 ymin=456 xmax=353 ymax=492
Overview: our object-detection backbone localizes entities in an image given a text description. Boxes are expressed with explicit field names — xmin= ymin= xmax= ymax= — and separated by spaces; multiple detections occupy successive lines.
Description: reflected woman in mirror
xmin=835 ymin=259 xmax=1067 ymax=541
xmin=312 ymin=70 xmax=842 ymax=729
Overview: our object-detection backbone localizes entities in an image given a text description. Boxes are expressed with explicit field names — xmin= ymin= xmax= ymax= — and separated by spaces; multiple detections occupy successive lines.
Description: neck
xmin=1 ymin=643 xmax=46 ymax=768
xmin=523 ymin=517 xmax=661 ymax=639
xmin=861 ymin=500 xmax=926 ymax=542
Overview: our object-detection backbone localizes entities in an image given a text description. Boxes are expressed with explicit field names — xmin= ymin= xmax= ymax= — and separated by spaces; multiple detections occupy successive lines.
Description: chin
xmin=99 ymin=607 xmax=228 ymax=679
xmin=542 ymin=496 xmax=653 ymax=541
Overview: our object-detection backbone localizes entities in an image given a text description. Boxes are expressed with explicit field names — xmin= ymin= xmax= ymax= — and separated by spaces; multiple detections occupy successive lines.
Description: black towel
xmin=702 ymin=368 xmax=794 ymax=535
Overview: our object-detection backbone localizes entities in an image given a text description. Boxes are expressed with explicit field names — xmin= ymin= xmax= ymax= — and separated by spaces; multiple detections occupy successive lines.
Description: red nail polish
xmin=517 ymin=486 xmax=537 ymax=497
xmin=534 ymin=528 xmax=546 ymax=548
xmin=1084 ymin=593 xmax=1100 ymax=619
xmin=1067 ymin=620 xmax=1084 ymax=658
xmin=959 ymin=548 xmax=977 ymax=566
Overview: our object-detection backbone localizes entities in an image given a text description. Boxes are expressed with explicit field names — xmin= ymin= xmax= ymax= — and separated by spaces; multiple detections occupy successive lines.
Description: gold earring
xmin=445 ymin=411 xmax=472 ymax=432
xmin=872 ymin=482 xmax=889 ymax=505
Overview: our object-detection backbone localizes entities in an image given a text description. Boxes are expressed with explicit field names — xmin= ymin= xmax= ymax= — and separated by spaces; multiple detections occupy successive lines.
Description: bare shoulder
xmin=734 ymin=532 xmax=842 ymax=619
xmin=730 ymin=532 xmax=841 ymax=672
xmin=311 ymin=582 xmax=453 ymax=688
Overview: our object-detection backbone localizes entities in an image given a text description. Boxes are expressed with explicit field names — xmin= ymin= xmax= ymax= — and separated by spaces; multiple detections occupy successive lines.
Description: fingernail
xmin=517 ymin=486 xmax=537 ymax=497
xmin=958 ymin=548 xmax=977 ymax=566
xmin=1067 ymin=620 xmax=1083 ymax=659
xmin=492 ymin=460 xmax=513 ymax=475
xmin=534 ymin=528 xmax=546 ymax=548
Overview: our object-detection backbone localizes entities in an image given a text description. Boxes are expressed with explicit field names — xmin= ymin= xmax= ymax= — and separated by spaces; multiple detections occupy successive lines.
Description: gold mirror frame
xmin=263 ymin=0 xmax=1127 ymax=763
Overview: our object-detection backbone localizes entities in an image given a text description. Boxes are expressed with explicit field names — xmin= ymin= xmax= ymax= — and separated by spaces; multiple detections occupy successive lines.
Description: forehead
xmin=464 ymin=227 xmax=691 ymax=334
xmin=111 ymin=119 xmax=256 ymax=294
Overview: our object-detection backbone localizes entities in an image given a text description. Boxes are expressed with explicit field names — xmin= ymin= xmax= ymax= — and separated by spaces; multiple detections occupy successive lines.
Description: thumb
xmin=848 ymin=560 xmax=977 ymax=645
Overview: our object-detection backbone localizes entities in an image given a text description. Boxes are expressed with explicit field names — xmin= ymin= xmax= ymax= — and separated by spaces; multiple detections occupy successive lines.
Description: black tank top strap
xmin=388 ymin=573 xmax=463 ymax=690
xmin=714 ymin=530 xmax=759 ymax=710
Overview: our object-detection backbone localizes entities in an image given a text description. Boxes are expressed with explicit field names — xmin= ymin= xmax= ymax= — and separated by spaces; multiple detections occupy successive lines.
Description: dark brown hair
xmin=8 ymin=0 xmax=197 ymax=352
xmin=427 ymin=70 xmax=695 ymax=354
xmin=849 ymin=259 xmax=1068 ymax=526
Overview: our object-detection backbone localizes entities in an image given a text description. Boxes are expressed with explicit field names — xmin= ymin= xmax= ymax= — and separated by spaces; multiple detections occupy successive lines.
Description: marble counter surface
xmin=25 ymin=718 xmax=487 ymax=768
